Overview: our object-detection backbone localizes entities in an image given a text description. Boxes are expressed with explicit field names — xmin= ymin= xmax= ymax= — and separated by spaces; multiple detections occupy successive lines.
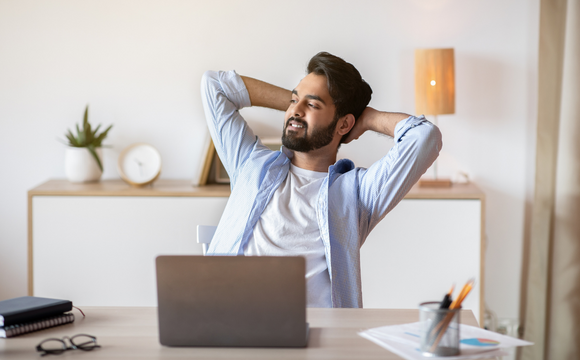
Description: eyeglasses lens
xmin=71 ymin=334 xmax=99 ymax=350
xmin=39 ymin=339 xmax=66 ymax=353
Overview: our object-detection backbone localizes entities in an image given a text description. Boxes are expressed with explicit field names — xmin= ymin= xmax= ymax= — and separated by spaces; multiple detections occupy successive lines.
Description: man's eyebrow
xmin=291 ymin=89 xmax=326 ymax=105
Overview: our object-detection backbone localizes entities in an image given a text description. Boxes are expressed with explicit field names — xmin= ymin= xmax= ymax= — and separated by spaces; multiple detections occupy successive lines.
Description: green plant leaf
xmin=83 ymin=105 xmax=89 ymax=127
xmin=81 ymin=105 xmax=90 ymax=146
xmin=62 ymin=105 xmax=112 ymax=150
xmin=78 ymin=130 xmax=85 ymax=146
xmin=85 ymin=122 xmax=93 ymax=145
xmin=65 ymin=130 xmax=79 ymax=147
xmin=71 ymin=130 xmax=81 ymax=147
xmin=87 ymin=145 xmax=103 ymax=172
xmin=94 ymin=125 xmax=113 ymax=147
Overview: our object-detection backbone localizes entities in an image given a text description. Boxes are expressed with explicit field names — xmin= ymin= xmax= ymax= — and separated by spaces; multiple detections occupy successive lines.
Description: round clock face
xmin=118 ymin=143 xmax=162 ymax=185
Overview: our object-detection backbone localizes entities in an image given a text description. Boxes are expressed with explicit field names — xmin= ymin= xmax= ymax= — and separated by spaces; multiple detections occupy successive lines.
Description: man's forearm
xmin=241 ymin=76 xmax=291 ymax=112
xmin=366 ymin=109 xmax=410 ymax=138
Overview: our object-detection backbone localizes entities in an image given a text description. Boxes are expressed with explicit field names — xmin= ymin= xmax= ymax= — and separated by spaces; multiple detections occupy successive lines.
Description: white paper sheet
xmin=358 ymin=322 xmax=533 ymax=360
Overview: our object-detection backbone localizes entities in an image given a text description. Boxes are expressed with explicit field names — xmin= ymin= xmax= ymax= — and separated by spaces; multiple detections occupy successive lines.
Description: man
xmin=201 ymin=52 xmax=441 ymax=308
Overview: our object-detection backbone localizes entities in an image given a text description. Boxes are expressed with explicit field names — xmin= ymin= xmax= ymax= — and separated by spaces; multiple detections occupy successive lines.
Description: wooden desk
xmin=0 ymin=307 xmax=485 ymax=359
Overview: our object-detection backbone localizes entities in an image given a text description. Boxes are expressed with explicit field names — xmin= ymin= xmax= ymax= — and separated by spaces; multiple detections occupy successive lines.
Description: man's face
xmin=282 ymin=73 xmax=339 ymax=153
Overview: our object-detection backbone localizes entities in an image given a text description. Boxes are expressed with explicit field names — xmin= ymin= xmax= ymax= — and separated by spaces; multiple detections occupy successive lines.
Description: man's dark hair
xmin=307 ymin=51 xmax=373 ymax=126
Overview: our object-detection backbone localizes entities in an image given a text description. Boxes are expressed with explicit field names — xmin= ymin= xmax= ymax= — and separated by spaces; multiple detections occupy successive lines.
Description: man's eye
xmin=290 ymin=99 xmax=297 ymax=104
xmin=309 ymin=103 xmax=318 ymax=109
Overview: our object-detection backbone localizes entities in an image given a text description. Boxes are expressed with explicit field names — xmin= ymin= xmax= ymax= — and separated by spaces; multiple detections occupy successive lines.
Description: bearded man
xmin=200 ymin=52 xmax=441 ymax=308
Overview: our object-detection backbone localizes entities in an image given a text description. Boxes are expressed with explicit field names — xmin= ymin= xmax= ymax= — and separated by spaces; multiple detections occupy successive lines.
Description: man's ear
xmin=336 ymin=114 xmax=355 ymax=136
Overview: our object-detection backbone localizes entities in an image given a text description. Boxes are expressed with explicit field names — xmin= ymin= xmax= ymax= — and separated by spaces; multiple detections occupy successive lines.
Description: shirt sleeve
xmin=357 ymin=115 xmax=442 ymax=235
xmin=200 ymin=70 xmax=256 ymax=186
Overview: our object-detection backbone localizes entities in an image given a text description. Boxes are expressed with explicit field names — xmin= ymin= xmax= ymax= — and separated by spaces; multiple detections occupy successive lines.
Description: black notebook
xmin=0 ymin=296 xmax=72 ymax=327
xmin=0 ymin=313 xmax=75 ymax=338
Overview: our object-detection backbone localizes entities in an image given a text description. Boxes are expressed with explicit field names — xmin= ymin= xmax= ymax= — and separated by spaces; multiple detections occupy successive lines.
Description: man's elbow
xmin=200 ymin=70 xmax=219 ymax=95
xmin=414 ymin=121 xmax=442 ymax=164
xmin=427 ymin=122 xmax=443 ymax=154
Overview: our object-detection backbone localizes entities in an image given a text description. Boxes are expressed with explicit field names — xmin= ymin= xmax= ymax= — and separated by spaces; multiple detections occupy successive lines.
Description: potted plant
xmin=63 ymin=106 xmax=113 ymax=183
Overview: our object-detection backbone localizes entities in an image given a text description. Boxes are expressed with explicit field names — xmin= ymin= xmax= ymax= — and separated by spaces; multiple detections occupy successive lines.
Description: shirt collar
xmin=280 ymin=146 xmax=355 ymax=175
xmin=281 ymin=145 xmax=294 ymax=159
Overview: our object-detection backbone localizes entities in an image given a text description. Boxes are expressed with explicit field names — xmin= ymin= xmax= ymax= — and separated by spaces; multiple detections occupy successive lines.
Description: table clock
xmin=117 ymin=143 xmax=162 ymax=187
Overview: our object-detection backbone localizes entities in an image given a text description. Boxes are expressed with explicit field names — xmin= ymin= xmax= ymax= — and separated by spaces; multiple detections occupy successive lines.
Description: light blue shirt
xmin=200 ymin=70 xmax=442 ymax=308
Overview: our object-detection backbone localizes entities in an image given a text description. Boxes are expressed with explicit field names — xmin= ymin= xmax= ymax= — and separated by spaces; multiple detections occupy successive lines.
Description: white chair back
xmin=196 ymin=225 xmax=217 ymax=255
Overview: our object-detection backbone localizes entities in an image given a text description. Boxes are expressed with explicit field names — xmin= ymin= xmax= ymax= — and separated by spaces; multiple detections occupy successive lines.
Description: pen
xmin=439 ymin=285 xmax=454 ymax=309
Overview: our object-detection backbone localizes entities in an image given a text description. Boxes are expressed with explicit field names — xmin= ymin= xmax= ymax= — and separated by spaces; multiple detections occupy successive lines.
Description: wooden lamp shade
xmin=415 ymin=48 xmax=455 ymax=116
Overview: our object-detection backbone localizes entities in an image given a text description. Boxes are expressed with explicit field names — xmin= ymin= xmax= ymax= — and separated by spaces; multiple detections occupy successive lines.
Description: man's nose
xmin=293 ymin=100 xmax=306 ymax=117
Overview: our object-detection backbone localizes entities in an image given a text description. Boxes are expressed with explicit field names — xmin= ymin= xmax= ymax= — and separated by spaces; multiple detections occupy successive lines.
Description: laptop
xmin=155 ymin=255 xmax=308 ymax=347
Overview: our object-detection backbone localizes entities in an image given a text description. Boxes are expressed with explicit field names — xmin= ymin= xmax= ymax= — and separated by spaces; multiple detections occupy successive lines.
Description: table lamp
xmin=415 ymin=48 xmax=455 ymax=187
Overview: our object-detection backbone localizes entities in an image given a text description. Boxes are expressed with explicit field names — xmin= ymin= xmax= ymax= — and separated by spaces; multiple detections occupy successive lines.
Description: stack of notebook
xmin=0 ymin=296 xmax=74 ymax=338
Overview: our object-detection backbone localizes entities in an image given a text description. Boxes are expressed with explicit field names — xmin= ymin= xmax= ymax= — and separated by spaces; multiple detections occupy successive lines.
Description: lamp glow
xmin=430 ymin=80 xmax=436 ymax=86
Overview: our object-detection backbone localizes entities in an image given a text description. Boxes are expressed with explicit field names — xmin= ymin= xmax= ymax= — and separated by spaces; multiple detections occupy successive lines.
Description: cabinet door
xmin=33 ymin=196 xmax=227 ymax=306
xmin=360 ymin=199 xmax=482 ymax=323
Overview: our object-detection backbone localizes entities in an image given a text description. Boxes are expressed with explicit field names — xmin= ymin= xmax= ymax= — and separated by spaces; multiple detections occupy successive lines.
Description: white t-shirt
xmin=243 ymin=164 xmax=332 ymax=308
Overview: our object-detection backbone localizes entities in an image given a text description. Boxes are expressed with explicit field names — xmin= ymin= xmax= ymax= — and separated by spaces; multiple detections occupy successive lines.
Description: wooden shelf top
xmin=405 ymin=182 xmax=485 ymax=200
xmin=28 ymin=179 xmax=231 ymax=197
xmin=29 ymin=179 xmax=484 ymax=200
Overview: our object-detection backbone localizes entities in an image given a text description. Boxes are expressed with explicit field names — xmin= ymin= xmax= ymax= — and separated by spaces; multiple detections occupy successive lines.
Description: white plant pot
xmin=65 ymin=147 xmax=103 ymax=183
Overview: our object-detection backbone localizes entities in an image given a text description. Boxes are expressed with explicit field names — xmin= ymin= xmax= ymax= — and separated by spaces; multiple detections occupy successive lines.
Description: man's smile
xmin=286 ymin=117 xmax=308 ymax=131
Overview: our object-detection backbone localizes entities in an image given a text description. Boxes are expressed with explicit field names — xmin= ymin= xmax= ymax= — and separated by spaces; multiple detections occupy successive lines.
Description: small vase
xmin=65 ymin=147 xmax=103 ymax=183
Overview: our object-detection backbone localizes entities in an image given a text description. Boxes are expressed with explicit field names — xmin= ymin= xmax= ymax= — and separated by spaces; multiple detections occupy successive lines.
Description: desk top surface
xmin=29 ymin=179 xmax=485 ymax=200
xmin=0 ymin=307 xmax=483 ymax=360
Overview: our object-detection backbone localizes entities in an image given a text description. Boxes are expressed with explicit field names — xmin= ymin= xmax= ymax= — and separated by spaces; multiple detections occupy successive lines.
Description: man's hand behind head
xmin=342 ymin=107 xmax=410 ymax=143
xmin=342 ymin=107 xmax=377 ymax=144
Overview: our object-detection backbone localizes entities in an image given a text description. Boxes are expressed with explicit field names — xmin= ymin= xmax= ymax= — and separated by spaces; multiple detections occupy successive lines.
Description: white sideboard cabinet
xmin=28 ymin=180 xmax=485 ymax=323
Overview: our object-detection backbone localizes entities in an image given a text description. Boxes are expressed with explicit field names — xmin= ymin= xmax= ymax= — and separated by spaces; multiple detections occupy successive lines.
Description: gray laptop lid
xmin=156 ymin=255 xmax=307 ymax=347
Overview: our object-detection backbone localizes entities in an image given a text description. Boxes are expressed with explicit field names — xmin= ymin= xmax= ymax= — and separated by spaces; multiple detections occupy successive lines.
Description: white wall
xmin=0 ymin=0 xmax=538 ymax=320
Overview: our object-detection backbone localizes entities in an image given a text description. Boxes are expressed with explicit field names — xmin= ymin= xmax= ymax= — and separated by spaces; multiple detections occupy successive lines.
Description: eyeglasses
xmin=36 ymin=334 xmax=100 ymax=356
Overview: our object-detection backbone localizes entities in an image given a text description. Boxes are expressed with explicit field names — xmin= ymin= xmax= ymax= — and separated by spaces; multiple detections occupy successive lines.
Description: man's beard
xmin=282 ymin=116 xmax=338 ymax=153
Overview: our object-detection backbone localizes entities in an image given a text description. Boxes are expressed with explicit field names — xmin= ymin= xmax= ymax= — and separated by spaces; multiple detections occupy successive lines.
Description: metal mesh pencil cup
xmin=419 ymin=301 xmax=460 ymax=357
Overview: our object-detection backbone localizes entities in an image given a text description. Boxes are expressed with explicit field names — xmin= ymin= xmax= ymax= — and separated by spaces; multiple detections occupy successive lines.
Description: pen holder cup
xmin=419 ymin=302 xmax=460 ymax=357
